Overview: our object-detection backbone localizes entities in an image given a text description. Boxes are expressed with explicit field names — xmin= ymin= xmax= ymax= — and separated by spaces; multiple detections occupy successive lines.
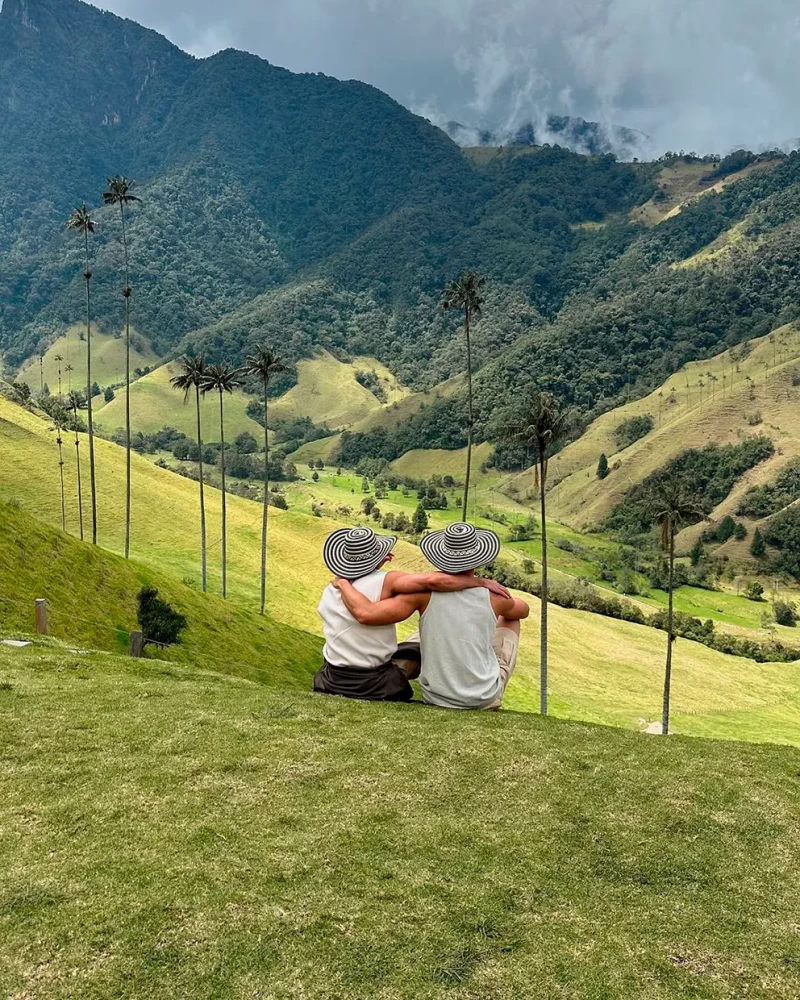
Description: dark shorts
xmin=313 ymin=647 xmax=420 ymax=703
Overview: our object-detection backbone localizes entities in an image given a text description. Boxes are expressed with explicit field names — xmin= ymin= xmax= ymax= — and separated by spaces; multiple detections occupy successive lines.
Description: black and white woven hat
xmin=323 ymin=526 xmax=397 ymax=579
xmin=420 ymin=521 xmax=500 ymax=573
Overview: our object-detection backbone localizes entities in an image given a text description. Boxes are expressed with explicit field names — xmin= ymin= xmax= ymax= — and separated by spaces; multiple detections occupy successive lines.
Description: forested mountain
xmin=3 ymin=0 xmax=800 ymax=467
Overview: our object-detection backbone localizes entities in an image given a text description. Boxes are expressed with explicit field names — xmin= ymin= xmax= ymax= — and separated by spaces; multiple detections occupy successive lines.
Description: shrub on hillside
xmin=137 ymin=586 xmax=187 ymax=646
xmin=773 ymin=600 xmax=798 ymax=627
xmin=613 ymin=415 xmax=654 ymax=450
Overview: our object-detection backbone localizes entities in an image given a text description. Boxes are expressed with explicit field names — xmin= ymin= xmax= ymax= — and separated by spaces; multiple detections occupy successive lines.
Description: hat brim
xmin=420 ymin=527 xmax=501 ymax=573
xmin=323 ymin=530 xmax=397 ymax=579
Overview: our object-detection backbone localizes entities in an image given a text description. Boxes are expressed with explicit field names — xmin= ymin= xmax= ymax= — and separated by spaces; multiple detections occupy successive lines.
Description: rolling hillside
xmin=540 ymin=326 xmax=800 ymax=540
xmin=0 ymin=499 xmax=320 ymax=686
xmin=15 ymin=325 xmax=159 ymax=394
xmin=95 ymin=360 xmax=263 ymax=440
xmin=3 ymin=392 xmax=800 ymax=744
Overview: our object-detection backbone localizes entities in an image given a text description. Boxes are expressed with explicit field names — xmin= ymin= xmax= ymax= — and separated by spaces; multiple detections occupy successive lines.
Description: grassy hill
xmin=629 ymin=156 xmax=781 ymax=227
xmin=1 ymin=639 xmax=800 ymax=998
xmin=3 ymin=393 xmax=800 ymax=745
xmin=540 ymin=326 xmax=800 ymax=538
xmin=16 ymin=325 xmax=159 ymax=395
xmin=0 ymin=499 xmax=320 ymax=687
xmin=95 ymin=360 xmax=263 ymax=440
xmin=269 ymin=351 xmax=411 ymax=430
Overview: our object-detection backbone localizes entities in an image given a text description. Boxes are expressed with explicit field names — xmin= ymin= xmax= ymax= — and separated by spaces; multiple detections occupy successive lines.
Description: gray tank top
xmin=419 ymin=589 xmax=502 ymax=709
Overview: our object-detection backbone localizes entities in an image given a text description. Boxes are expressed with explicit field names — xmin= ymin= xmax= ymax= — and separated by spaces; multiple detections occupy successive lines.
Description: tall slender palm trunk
xmin=538 ymin=460 xmax=549 ymax=716
xmin=194 ymin=383 xmax=207 ymax=592
xmin=83 ymin=232 xmax=98 ymax=545
xmin=462 ymin=308 xmax=473 ymax=522
xmin=57 ymin=432 xmax=66 ymax=531
xmin=218 ymin=389 xmax=228 ymax=599
xmin=73 ymin=402 xmax=84 ymax=542
xmin=662 ymin=524 xmax=675 ymax=735
xmin=260 ymin=383 xmax=270 ymax=615
xmin=119 ymin=202 xmax=132 ymax=559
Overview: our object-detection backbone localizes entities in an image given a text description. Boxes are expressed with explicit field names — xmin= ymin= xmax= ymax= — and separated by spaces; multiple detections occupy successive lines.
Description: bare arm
xmin=491 ymin=594 xmax=530 ymax=621
xmin=336 ymin=579 xmax=424 ymax=626
xmin=382 ymin=570 xmax=510 ymax=600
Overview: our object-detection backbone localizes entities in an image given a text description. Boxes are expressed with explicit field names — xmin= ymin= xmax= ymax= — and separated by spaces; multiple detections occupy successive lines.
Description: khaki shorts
xmin=485 ymin=626 xmax=520 ymax=710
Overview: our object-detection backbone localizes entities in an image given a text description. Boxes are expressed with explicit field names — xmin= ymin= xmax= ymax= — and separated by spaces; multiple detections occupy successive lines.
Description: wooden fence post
xmin=35 ymin=598 xmax=47 ymax=635
xmin=128 ymin=630 xmax=145 ymax=657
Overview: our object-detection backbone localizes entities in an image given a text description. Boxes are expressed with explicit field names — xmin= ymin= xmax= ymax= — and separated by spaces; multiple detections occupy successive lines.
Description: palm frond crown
xmin=240 ymin=345 xmax=288 ymax=385
xmin=169 ymin=355 xmax=207 ymax=401
xmin=66 ymin=203 xmax=95 ymax=234
xmin=103 ymin=175 xmax=140 ymax=206
xmin=201 ymin=363 xmax=243 ymax=396
xmin=647 ymin=478 xmax=706 ymax=548
xmin=440 ymin=269 xmax=486 ymax=316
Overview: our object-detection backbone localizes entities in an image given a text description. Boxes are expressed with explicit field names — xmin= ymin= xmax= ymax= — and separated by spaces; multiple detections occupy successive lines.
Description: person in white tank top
xmin=333 ymin=523 xmax=529 ymax=710
xmin=314 ymin=526 xmax=512 ymax=702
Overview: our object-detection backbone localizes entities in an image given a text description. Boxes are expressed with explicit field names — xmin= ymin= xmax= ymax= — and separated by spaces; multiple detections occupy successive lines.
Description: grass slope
xmin=1 ymin=642 xmax=800 ymax=999
xmin=629 ymin=158 xmax=780 ymax=227
xmin=540 ymin=326 xmax=800 ymax=534
xmin=16 ymin=325 xmax=159 ymax=394
xmin=3 ymin=395 xmax=800 ymax=744
xmin=0 ymin=499 xmax=320 ymax=687
xmin=269 ymin=351 xmax=411 ymax=430
xmin=95 ymin=360 xmax=263 ymax=440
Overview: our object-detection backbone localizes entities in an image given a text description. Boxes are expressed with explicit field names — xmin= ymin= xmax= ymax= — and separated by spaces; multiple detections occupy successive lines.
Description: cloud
xmin=102 ymin=0 xmax=800 ymax=155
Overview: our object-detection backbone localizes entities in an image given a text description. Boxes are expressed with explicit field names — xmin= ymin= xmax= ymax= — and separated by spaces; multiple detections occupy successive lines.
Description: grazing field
xmin=1 ymin=641 xmax=800 ymax=999
xmin=15 ymin=325 xmax=159 ymax=394
xmin=3 ymin=395 xmax=800 ymax=744
xmin=95 ymin=360 xmax=263 ymax=440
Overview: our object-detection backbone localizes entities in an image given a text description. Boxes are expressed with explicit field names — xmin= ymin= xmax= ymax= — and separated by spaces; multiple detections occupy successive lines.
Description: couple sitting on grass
xmin=314 ymin=522 xmax=529 ymax=709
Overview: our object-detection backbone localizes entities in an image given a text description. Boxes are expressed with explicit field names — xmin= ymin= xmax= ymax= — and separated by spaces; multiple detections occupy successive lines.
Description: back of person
xmin=319 ymin=569 xmax=396 ymax=668
xmin=419 ymin=589 xmax=502 ymax=709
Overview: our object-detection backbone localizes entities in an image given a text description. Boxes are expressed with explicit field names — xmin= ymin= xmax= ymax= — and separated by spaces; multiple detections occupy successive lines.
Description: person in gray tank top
xmin=334 ymin=523 xmax=529 ymax=710
xmin=315 ymin=526 xmax=513 ymax=702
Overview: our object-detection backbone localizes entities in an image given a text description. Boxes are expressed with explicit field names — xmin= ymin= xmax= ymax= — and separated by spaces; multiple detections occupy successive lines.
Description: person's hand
xmin=332 ymin=577 xmax=345 ymax=590
xmin=482 ymin=578 xmax=511 ymax=599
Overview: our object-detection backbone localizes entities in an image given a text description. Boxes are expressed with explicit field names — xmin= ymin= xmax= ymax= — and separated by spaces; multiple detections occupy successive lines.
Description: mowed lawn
xmin=2 ymin=644 xmax=800 ymax=1000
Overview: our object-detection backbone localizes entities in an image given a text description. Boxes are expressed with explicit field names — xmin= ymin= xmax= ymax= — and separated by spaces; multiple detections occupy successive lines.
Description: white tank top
xmin=419 ymin=589 xmax=502 ymax=709
xmin=318 ymin=570 xmax=398 ymax=668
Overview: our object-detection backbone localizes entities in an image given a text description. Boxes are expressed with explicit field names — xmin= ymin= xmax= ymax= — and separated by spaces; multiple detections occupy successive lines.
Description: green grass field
xmin=1 ymin=641 xmax=800 ymax=999
xmin=3 ymin=394 xmax=800 ymax=745
xmin=16 ymin=324 xmax=160 ymax=394
xmin=95 ymin=360 xmax=264 ymax=440
xmin=270 ymin=351 xmax=411 ymax=430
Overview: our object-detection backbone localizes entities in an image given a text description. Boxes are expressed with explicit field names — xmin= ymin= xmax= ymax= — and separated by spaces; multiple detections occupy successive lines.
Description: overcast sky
xmin=103 ymin=0 xmax=800 ymax=156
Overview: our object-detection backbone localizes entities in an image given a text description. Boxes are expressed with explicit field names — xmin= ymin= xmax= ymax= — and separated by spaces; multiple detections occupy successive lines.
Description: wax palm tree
xmin=49 ymin=405 xmax=70 ymax=532
xmin=66 ymin=204 xmax=98 ymax=545
xmin=647 ymin=478 xmax=704 ymax=735
xmin=240 ymin=345 xmax=288 ymax=615
xmin=54 ymin=354 xmax=64 ymax=397
xmin=67 ymin=390 xmax=87 ymax=541
xmin=103 ymin=176 xmax=140 ymax=559
xmin=170 ymin=355 xmax=208 ymax=592
xmin=65 ymin=364 xmax=74 ymax=393
xmin=441 ymin=270 xmax=486 ymax=520
xmin=503 ymin=391 xmax=573 ymax=716
xmin=201 ymin=363 xmax=243 ymax=599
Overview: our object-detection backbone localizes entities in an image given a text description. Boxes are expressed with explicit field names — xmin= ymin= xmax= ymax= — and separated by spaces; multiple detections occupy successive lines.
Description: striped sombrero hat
xmin=420 ymin=521 xmax=500 ymax=573
xmin=323 ymin=526 xmax=397 ymax=580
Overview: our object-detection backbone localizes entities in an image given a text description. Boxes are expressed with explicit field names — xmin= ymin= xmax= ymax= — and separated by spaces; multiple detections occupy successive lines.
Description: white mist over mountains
xmin=103 ymin=0 xmax=800 ymax=158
